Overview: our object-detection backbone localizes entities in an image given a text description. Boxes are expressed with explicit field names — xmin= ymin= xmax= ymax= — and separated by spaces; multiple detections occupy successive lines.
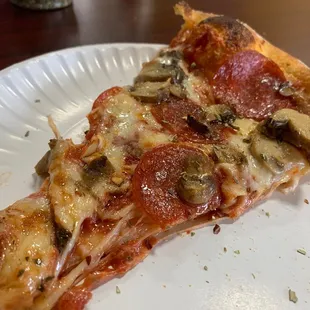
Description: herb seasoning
xmin=297 ymin=249 xmax=306 ymax=256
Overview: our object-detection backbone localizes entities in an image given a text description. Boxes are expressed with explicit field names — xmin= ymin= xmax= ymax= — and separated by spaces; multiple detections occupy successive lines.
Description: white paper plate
xmin=0 ymin=44 xmax=309 ymax=310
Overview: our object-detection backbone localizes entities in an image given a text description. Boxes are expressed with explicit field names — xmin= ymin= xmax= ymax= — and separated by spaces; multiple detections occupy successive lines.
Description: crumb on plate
xmin=213 ymin=224 xmax=221 ymax=234
xmin=116 ymin=286 xmax=121 ymax=294
xmin=297 ymin=249 xmax=306 ymax=256
xmin=288 ymin=289 xmax=298 ymax=303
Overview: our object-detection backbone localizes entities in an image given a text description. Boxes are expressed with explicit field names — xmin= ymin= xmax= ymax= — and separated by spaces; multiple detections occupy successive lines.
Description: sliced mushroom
xmin=130 ymin=77 xmax=188 ymax=103
xmin=262 ymin=108 xmax=310 ymax=153
xmin=83 ymin=155 xmax=115 ymax=185
xmin=177 ymin=154 xmax=216 ymax=205
xmin=34 ymin=139 xmax=57 ymax=176
xmin=278 ymin=81 xmax=295 ymax=97
xmin=218 ymin=109 xmax=237 ymax=125
xmin=171 ymin=67 xmax=186 ymax=85
xmin=158 ymin=50 xmax=183 ymax=73
xmin=212 ymin=145 xmax=247 ymax=165
xmin=187 ymin=115 xmax=210 ymax=134
xmin=135 ymin=61 xmax=175 ymax=83
xmin=202 ymin=104 xmax=236 ymax=124
xmin=85 ymin=155 xmax=114 ymax=176
xmin=250 ymin=132 xmax=306 ymax=174
xmin=135 ymin=57 xmax=186 ymax=85
xmin=134 ymin=49 xmax=187 ymax=100
xmin=35 ymin=150 xmax=51 ymax=177
xmin=159 ymin=49 xmax=183 ymax=61
xmin=130 ymin=81 xmax=170 ymax=103
xmin=170 ymin=83 xmax=186 ymax=98
xmin=187 ymin=104 xmax=236 ymax=135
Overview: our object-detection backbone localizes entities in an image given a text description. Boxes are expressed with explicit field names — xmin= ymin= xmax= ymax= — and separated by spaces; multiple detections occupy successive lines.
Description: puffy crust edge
xmin=174 ymin=2 xmax=310 ymax=97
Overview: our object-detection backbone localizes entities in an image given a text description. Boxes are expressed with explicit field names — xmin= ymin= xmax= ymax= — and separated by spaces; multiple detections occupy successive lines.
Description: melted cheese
xmin=49 ymin=140 xmax=97 ymax=233
xmin=139 ymin=130 xmax=172 ymax=150
xmin=92 ymin=92 xmax=172 ymax=173
xmin=104 ymin=93 xmax=144 ymax=140
xmin=0 ymin=195 xmax=57 ymax=310
xmin=233 ymin=118 xmax=258 ymax=136
xmin=183 ymin=71 xmax=201 ymax=104
xmin=224 ymin=119 xmax=309 ymax=210
xmin=229 ymin=134 xmax=274 ymax=191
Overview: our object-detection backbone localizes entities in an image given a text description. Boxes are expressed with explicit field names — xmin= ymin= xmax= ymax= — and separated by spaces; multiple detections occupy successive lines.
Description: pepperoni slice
xmin=132 ymin=144 xmax=220 ymax=227
xmin=212 ymin=50 xmax=295 ymax=121
xmin=86 ymin=87 xmax=122 ymax=140
xmin=151 ymin=97 xmax=227 ymax=143
xmin=91 ymin=86 xmax=122 ymax=110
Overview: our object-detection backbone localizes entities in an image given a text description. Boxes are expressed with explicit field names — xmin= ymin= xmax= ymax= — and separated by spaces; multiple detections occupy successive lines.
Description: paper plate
xmin=0 ymin=44 xmax=309 ymax=310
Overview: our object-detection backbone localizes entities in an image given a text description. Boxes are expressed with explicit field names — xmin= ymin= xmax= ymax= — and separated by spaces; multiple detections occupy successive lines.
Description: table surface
xmin=1 ymin=0 xmax=310 ymax=70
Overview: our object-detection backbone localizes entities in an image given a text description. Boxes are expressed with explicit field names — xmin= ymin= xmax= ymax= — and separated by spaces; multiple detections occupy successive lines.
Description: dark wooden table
xmin=1 ymin=0 xmax=310 ymax=70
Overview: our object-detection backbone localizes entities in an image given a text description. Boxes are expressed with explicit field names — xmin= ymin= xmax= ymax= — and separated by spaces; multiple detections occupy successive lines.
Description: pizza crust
xmin=174 ymin=2 xmax=310 ymax=102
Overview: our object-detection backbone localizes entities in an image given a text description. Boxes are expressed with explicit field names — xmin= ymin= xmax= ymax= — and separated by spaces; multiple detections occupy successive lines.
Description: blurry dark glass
xmin=10 ymin=0 xmax=72 ymax=10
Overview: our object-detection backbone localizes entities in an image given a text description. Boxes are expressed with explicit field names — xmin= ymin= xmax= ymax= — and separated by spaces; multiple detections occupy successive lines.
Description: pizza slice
xmin=1 ymin=2 xmax=310 ymax=309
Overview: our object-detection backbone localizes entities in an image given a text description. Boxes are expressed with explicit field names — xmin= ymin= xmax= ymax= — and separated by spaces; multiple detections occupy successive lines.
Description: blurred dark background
xmin=1 ymin=0 xmax=310 ymax=69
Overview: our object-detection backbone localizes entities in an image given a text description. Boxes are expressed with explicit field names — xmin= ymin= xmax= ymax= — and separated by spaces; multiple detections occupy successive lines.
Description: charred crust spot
xmin=200 ymin=16 xmax=254 ymax=49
